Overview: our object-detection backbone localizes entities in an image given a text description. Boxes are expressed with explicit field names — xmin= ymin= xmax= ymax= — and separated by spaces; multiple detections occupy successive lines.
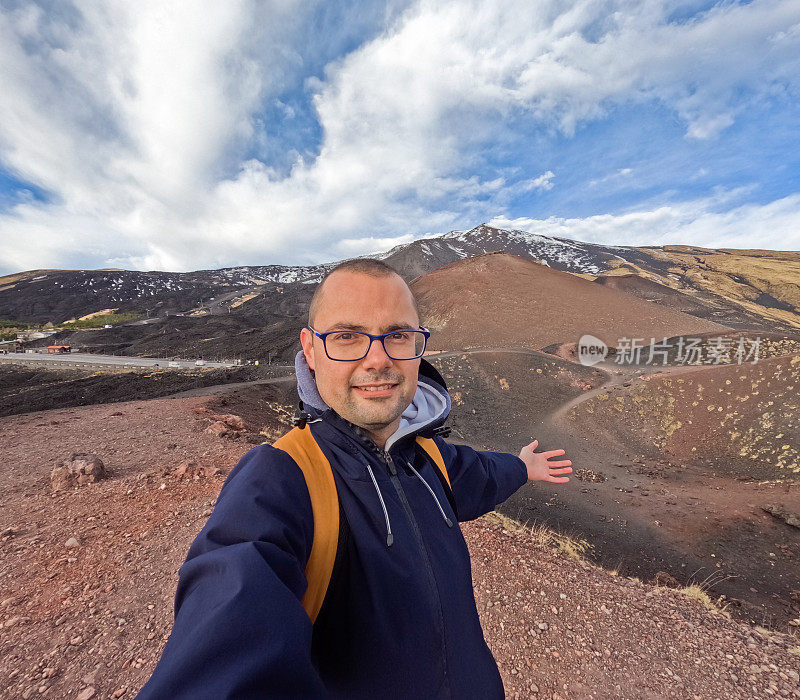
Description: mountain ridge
xmin=2 ymin=224 xmax=799 ymax=335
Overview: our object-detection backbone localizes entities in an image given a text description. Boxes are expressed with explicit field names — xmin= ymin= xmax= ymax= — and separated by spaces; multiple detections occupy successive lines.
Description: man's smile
xmin=352 ymin=382 xmax=399 ymax=397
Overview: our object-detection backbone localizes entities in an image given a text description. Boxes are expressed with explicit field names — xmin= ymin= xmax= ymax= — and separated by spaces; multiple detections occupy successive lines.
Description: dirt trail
xmin=504 ymin=353 xmax=800 ymax=629
xmin=547 ymin=359 xmax=727 ymax=425
xmin=162 ymin=373 xmax=296 ymax=399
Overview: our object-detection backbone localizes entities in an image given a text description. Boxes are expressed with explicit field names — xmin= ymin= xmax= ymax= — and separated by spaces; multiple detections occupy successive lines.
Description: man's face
xmin=300 ymin=271 xmax=421 ymax=438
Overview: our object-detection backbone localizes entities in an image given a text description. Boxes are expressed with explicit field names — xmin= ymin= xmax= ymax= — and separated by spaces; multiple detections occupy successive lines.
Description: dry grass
xmin=483 ymin=511 xmax=593 ymax=559
xmin=632 ymin=246 xmax=800 ymax=329
xmin=77 ymin=307 xmax=119 ymax=321
xmin=231 ymin=292 xmax=261 ymax=309
xmin=650 ymin=569 xmax=733 ymax=617
xmin=679 ymin=584 xmax=729 ymax=615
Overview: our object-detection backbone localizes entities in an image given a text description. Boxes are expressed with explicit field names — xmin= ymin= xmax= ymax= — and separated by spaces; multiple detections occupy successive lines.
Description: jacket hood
xmin=294 ymin=350 xmax=451 ymax=452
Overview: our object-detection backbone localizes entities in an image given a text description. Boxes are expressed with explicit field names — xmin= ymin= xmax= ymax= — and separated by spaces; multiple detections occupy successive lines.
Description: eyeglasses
xmin=308 ymin=326 xmax=431 ymax=361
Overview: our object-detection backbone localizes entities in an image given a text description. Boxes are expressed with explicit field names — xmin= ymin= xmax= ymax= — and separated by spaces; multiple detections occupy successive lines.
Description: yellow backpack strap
xmin=272 ymin=426 xmax=339 ymax=624
xmin=415 ymin=436 xmax=450 ymax=487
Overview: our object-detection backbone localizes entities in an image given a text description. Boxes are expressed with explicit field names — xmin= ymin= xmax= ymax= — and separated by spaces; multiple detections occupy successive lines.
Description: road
xmin=0 ymin=351 xmax=237 ymax=370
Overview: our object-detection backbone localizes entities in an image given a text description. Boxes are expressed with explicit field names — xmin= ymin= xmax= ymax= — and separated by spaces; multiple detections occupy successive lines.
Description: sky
xmin=0 ymin=0 xmax=799 ymax=275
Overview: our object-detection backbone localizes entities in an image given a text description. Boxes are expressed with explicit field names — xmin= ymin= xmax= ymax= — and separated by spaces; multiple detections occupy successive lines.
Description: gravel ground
xmin=471 ymin=516 xmax=800 ymax=699
xmin=1 ymin=396 xmax=798 ymax=699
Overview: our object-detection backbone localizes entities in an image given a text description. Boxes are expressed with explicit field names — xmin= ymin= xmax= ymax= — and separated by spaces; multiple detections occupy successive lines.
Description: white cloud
xmin=489 ymin=192 xmax=800 ymax=251
xmin=520 ymin=171 xmax=555 ymax=192
xmin=0 ymin=0 xmax=799 ymax=275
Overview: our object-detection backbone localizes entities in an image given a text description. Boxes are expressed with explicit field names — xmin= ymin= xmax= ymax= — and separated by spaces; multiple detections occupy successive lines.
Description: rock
xmin=76 ymin=688 xmax=96 ymax=700
xmin=211 ymin=413 xmax=245 ymax=431
xmin=112 ymin=689 xmax=127 ymax=698
xmin=3 ymin=616 xmax=30 ymax=628
xmin=64 ymin=537 xmax=81 ymax=549
xmin=576 ymin=468 xmax=606 ymax=483
xmin=204 ymin=421 xmax=229 ymax=438
xmin=81 ymin=670 xmax=98 ymax=686
xmin=171 ymin=460 xmax=206 ymax=479
xmin=69 ymin=635 xmax=83 ymax=645
xmin=762 ymin=504 xmax=800 ymax=528
xmin=50 ymin=454 xmax=107 ymax=491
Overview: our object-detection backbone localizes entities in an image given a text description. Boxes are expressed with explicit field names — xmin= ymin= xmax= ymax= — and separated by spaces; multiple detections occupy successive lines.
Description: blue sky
xmin=0 ymin=0 xmax=799 ymax=275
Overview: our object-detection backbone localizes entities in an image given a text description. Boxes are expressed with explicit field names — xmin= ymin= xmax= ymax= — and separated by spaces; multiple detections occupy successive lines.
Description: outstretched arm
xmin=137 ymin=445 xmax=326 ymax=699
xmin=433 ymin=437 xmax=573 ymax=522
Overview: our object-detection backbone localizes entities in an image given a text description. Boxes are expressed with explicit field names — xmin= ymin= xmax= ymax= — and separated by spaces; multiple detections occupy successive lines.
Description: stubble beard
xmin=342 ymin=372 xmax=413 ymax=431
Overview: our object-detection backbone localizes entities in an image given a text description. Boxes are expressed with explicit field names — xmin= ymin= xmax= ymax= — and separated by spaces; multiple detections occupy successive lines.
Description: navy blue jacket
xmin=138 ymin=355 xmax=528 ymax=699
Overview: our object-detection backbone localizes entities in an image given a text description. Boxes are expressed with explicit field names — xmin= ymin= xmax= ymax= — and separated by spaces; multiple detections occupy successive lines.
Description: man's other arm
xmin=137 ymin=445 xmax=326 ymax=699
xmin=432 ymin=437 xmax=528 ymax=522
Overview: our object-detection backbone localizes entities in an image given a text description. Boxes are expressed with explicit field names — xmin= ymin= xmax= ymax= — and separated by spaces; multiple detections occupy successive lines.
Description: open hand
xmin=518 ymin=440 xmax=572 ymax=483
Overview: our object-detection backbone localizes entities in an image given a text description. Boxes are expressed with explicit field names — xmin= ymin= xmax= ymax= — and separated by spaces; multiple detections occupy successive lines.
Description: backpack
xmin=272 ymin=425 xmax=453 ymax=623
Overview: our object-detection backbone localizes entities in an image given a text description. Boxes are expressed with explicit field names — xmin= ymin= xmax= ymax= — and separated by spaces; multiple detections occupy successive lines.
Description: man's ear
xmin=300 ymin=327 xmax=316 ymax=371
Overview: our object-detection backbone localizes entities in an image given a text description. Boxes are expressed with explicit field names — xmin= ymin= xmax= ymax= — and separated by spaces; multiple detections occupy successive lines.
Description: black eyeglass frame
xmin=307 ymin=325 xmax=431 ymax=361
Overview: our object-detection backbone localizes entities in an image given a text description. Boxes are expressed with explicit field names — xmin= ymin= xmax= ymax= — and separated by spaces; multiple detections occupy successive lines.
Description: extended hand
xmin=519 ymin=440 xmax=573 ymax=483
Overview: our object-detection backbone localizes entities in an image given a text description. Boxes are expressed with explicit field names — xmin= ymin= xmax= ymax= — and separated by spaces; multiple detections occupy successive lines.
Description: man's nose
xmin=360 ymin=336 xmax=394 ymax=370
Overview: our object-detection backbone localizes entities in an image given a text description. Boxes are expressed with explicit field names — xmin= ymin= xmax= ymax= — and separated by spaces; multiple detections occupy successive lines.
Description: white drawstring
xmin=406 ymin=461 xmax=453 ymax=528
xmin=366 ymin=464 xmax=394 ymax=546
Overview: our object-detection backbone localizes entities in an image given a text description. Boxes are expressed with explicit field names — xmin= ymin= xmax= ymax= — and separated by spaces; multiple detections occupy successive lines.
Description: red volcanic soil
xmin=2 ymin=387 xmax=799 ymax=699
xmin=411 ymin=252 xmax=728 ymax=352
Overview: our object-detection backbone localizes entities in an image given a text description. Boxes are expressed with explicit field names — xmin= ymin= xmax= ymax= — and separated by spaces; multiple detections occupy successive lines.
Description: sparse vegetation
xmin=0 ymin=318 xmax=32 ymax=341
xmin=483 ymin=511 xmax=593 ymax=559
xmin=679 ymin=584 xmax=730 ymax=616
xmin=569 ymin=352 xmax=800 ymax=479
xmin=0 ymin=318 xmax=32 ymax=329
xmin=59 ymin=312 xmax=144 ymax=329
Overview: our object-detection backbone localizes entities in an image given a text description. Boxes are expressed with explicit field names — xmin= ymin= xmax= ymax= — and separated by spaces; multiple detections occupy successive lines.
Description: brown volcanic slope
xmin=427 ymin=349 xmax=606 ymax=450
xmin=412 ymin=252 xmax=728 ymax=352
xmin=602 ymin=245 xmax=800 ymax=331
xmin=593 ymin=274 xmax=792 ymax=333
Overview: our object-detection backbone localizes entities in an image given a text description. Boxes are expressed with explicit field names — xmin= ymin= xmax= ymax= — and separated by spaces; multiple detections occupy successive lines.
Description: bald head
xmin=308 ymin=259 xmax=418 ymax=327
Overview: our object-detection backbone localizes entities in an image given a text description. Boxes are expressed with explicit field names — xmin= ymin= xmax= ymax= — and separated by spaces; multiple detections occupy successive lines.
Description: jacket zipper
xmin=383 ymin=450 xmax=451 ymax=698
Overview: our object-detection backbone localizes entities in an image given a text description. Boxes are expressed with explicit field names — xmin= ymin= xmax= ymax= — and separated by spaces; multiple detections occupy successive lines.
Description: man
xmin=138 ymin=259 xmax=573 ymax=699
